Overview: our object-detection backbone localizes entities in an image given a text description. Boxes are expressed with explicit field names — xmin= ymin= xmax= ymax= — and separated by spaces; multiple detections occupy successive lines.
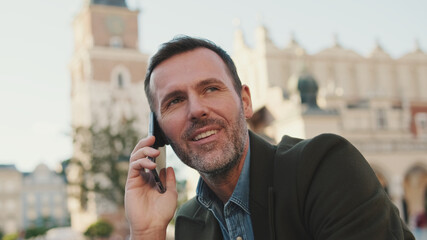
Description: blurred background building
xmin=0 ymin=165 xmax=22 ymax=234
xmin=22 ymin=164 xmax=70 ymax=229
xmin=0 ymin=164 xmax=69 ymax=236
xmin=67 ymin=0 xmax=149 ymax=237
xmin=234 ymin=25 xmax=427 ymax=229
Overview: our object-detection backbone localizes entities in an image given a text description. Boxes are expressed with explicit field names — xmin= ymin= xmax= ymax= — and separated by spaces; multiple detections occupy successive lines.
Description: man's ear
xmin=241 ymin=85 xmax=253 ymax=119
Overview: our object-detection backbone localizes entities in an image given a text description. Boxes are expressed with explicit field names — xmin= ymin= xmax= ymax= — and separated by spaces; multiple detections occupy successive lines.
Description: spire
xmin=374 ymin=38 xmax=383 ymax=51
xmin=233 ymin=18 xmax=248 ymax=50
xmin=414 ymin=39 xmax=423 ymax=53
xmin=287 ymin=31 xmax=300 ymax=48
xmin=369 ymin=38 xmax=390 ymax=59
xmin=332 ymin=33 xmax=341 ymax=48
xmin=91 ymin=0 xmax=127 ymax=8
xmin=255 ymin=20 xmax=271 ymax=47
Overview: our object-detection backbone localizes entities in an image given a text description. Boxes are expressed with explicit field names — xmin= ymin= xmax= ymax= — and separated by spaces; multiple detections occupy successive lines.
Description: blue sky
xmin=0 ymin=0 xmax=426 ymax=172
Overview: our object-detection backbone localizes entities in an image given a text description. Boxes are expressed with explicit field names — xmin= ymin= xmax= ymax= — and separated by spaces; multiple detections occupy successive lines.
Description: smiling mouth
xmin=193 ymin=130 xmax=218 ymax=141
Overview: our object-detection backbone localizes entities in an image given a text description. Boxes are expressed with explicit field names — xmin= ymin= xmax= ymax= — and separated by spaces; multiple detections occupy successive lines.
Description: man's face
xmin=149 ymin=48 xmax=253 ymax=176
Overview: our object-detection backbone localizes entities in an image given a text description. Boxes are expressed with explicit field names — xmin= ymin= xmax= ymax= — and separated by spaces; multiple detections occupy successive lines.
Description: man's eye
xmin=168 ymin=98 xmax=182 ymax=106
xmin=205 ymin=87 xmax=219 ymax=93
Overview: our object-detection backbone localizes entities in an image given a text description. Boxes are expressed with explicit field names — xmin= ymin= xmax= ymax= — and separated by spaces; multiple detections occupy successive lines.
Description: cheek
xmin=219 ymin=97 xmax=242 ymax=115
xmin=160 ymin=116 xmax=184 ymax=141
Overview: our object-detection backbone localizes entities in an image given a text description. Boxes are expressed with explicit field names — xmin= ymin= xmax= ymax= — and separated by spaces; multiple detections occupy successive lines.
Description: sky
xmin=0 ymin=0 xmax=426 ymax=172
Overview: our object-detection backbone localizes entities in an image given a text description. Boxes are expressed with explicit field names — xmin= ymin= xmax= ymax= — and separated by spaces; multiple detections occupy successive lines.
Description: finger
xmin=165 ymin=167 xmax=177 ymax=192
xmin=130 ymin=147 xmax=160 ymax=163
xmin=159 ymin=168 xmax=167 ymax=187
xmin=128 ymin=158 xmax=156 ymax=178
xmin=131 ymin=136 xmax=155 ymax=155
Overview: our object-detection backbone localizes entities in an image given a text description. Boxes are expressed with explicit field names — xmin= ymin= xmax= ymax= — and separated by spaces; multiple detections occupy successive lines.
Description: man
xmin=125 ymin=36 xmax=414 ymax=240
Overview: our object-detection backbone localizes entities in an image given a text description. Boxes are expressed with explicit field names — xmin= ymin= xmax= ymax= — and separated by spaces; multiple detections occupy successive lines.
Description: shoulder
xmin=277 ymin=133 xmax=352 ymax=154
xmin=275 ymin=133 xmax=365 ymax=171
xmin=275 ymin=133 xmax=373 ymax=189
xmin=273 ymin=133 xmax=381 ymax=222
xmin=272 ymin=134 xmax=412 ymax=239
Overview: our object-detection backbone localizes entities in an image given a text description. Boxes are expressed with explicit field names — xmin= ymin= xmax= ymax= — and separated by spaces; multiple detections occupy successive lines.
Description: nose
xmin=188 ymin=94 xmax=209 ymax=121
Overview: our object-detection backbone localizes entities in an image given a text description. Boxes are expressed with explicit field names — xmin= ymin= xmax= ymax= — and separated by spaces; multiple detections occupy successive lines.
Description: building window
xmin=27 ymin=193 xmax=36 ymax=206
xmin=42 ymin=207 xmax=50 ymax=217
xmin=110 ymin=36 xmax=123 ymax=48
xmin=376 ymin=109 xmax=387 ymax=129
xmin=6 ymin=199 xmax=16 ymax=212
xmin=117 ymin=73 xmax=124 ymax=88
xmin=5 ymin=180 xmax=16 ymax=193
xmin=54 ymin=193 xmax=63 ymax=203
xmin=111 ymin=66 xmax=131 ymax=90
xmin=54 ymin=207 xmax=63 ymax=219
xmin=415 ymin=112 xmax=427 ymax=139
xmin=27 ymin=208 xmax=37 ymax=220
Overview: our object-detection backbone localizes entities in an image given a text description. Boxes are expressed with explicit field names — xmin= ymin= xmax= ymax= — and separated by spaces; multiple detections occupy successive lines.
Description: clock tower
xmin=68 ymin=0 xmax=149 ymax=233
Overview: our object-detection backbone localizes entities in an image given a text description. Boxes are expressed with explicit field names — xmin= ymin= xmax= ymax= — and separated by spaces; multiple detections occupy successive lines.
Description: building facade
xmin=233 ymin=25 xmax=427 ymax=229
xmin=0 ymin=165 xmax=23 ymax=234
xmin=68 ymin=0 xmax=150 ymax=233
xmin=0 ymin=164 xmax=69 ymax=235
xmin=22 ymin=164 xmax=69 ymax=229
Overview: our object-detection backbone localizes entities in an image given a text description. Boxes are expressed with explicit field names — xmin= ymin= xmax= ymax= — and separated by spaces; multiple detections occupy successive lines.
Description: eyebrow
xmin=195 ymin=78 xmax=225 ymax=90
xmin=160 ymin=89 xmax=186 ymax=109
xmin=159 ymin=78 xmax=226 ymax=110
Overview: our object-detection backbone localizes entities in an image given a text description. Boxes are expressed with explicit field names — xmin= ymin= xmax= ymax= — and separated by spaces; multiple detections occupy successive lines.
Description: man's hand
xmin=125 ymin=136 xmax=178 ymax=240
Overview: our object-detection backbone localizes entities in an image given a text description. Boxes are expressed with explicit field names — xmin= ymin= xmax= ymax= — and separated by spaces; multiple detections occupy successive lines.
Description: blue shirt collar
xmin=196 ymin=143 xmax=251 ymax=214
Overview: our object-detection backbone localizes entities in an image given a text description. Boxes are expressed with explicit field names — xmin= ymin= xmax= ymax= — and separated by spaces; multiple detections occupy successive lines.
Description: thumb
xmin=165 ymin=167 xmax=177 ymax=192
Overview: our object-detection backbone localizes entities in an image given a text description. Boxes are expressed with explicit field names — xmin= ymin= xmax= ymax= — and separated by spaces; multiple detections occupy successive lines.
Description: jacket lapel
xmin=248 ymin=131 xmax=277 ymax=240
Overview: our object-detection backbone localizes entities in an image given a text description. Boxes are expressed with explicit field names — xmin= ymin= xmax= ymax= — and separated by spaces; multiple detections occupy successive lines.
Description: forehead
xmin=149 ymin=48 xmax=233 ymax=104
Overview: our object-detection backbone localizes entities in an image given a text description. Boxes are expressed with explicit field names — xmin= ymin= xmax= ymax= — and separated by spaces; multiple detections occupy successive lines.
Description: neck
xmin=200 ymin=136 xmax=250 ymax=203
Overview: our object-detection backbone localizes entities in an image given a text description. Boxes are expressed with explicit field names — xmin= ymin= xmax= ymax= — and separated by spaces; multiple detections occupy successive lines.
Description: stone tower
xmin=68 ymin=0 xmax=149 ymax=233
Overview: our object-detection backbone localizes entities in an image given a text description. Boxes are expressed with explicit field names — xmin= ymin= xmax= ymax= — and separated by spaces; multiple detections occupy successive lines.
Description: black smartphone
xmin=147 ymin=112 xmax=167 ymax=193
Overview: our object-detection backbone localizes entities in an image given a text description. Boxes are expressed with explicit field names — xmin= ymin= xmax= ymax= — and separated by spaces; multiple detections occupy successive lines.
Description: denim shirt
xmin=196 ymin=145 xmax=254 ymax=240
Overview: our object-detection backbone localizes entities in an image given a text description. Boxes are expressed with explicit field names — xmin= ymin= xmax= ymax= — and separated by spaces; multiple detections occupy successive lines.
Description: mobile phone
xmin=147 ymin=112 xmax=167 ymax=193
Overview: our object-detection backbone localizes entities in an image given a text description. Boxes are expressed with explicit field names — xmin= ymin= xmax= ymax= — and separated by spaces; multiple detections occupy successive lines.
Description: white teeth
xmin=193 ymin=130 xmax=218 ymax=141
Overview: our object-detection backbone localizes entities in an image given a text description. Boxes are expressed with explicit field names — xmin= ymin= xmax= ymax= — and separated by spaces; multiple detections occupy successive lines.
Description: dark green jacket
xmin=176 ymin=132 xmax=414 ymax=240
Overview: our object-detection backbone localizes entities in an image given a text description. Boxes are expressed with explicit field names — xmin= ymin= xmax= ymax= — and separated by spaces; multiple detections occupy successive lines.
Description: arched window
xmin=110 ymin=66 xmax=130 ymax=89
xmin=404 ymin=165 xmax=427 ymax=228
xmin=117 ymin=73 xmax=124 ymax=88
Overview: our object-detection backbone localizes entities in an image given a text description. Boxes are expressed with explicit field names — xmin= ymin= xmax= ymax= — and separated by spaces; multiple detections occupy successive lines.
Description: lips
xmin=192 ymin=129 xmax=218 ymax=141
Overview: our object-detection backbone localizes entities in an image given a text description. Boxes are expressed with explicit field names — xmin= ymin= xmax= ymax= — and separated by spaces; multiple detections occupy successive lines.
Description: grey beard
xmin=168 ymin=110 xmax=248 ymax=179
xmin=196 ymin=136 xmax=244 ymax=178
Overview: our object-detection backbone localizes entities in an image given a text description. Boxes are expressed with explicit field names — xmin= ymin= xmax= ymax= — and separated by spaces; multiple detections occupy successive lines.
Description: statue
xmin=297 ymin=73 xmax=319 ymax=108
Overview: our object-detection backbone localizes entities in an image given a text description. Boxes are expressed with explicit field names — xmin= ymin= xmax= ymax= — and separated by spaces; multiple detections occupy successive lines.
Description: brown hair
xmin=144 ymin=35 xmax=242 ymax=110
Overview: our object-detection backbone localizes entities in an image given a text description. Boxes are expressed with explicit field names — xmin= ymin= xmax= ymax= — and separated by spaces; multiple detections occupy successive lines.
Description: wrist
xmin=130 ymin=226 xmax=167 ymax=240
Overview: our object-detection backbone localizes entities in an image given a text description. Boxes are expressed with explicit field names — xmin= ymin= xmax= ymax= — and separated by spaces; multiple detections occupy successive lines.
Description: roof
xmin=0 ymin=164 xmax=17 ymax=170
xmin=91 ymin=0 xmax=127 ymax=7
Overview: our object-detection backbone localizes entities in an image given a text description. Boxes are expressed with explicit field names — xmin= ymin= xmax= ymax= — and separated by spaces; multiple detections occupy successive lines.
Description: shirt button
xmin=236 ymin=237 xmax=243 ymax=240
